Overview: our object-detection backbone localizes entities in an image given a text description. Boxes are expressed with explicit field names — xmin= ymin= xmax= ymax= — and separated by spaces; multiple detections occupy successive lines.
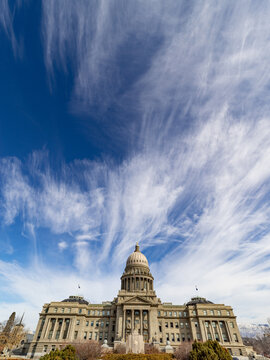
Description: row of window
xmin=74 ymin=331 xmax=109 ymax=341
xmin=158 ymin=311 xmax=187 ymax=317
xmin=165 ymin=333 xmax=192 ymax=342
xmin=161 ymin=321 xmax=190 ymax=330
xmin=205 ymin=321 xmax=234 ymax=329
xmin=157 ymin=309 xmax=230 ymax=317
xmin=51 ymin=307 xmax=112 ymax=316
xmin=76 ymin=320 xmax=112 ymax=328
xmin=43 ymin=345 xmax=56 ymax=352
xmin=202 ymin=310 xmax=230 ymax=316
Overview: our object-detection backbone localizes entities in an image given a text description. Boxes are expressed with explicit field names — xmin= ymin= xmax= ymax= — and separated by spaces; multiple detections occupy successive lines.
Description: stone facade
xmin=28 ymin=244 xmax=247 ymax=358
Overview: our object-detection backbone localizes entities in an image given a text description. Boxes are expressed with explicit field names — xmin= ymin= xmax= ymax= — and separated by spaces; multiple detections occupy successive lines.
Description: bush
xmin=40 ymin=345 xmax=77 ymax=360
xmin=189 ymin=340 xmax=232 ymax=360
xmin=103 ymin=354 xmax=172 ymax=360
xmin=73 ymin=340 xmax=102 ymax=360
xmin=174 ymin=342 xmax=192 ymax=360
xmin=144 ymin=344 xmax=160 ymax=354
xmin=113 ymin=344 xmax=126 ymax=354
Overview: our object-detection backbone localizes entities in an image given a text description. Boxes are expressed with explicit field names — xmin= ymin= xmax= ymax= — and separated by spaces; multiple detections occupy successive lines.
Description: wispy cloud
xmin=1 ymin=116 xmax=270 ymax=326
xmin=1 ymin=0 xmax=270 ymax=329
xmin=0 ymin=0 xmax=22 ymax=57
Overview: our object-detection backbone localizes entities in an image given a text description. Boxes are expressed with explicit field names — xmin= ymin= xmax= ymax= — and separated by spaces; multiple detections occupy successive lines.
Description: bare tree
xmin=144 ymin=343 xmax=160 ymax=354
xmin=113 ymin=343 xmax=126 ymax=354
xmin=73 ymin=340 xmax=102 ymax=360
xmin=174 ymin=342 xmax=193 ymax=360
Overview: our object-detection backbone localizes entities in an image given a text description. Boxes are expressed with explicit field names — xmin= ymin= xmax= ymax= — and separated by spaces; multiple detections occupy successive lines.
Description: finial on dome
xmin=135 ymin=242 xmax=140 ymax=252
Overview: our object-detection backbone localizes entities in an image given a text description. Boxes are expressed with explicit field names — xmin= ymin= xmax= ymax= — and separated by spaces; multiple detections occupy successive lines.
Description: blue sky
xmin=1 ymin=0 xmax=270 ymax=331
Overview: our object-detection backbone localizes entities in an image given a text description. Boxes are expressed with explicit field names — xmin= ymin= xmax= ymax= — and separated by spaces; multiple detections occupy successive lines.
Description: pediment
xmin=122 ymin=296 xmax=153 ymax=305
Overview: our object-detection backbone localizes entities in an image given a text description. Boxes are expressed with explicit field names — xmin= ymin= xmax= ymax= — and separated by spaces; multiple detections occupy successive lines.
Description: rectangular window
xmin=105 ymin=332 xmax=108 ymax=339
xmin=175 ymin=322 xmax=179 ymax=328
xmin=43 ymin=345 xmax=48 ymax=352
xmin=171 ymin=334 xmax=175 ymax=342
xmin=182 ymin=336 xmax=185 ymax=342
xmin=212 ymin=322 xmax=216 ymax=328
xmin=207 ymin=333 xmax=212 ymax=340
xmin=169 ymin=311 xmax=172 ymax=317
xmin=79 ymin=309 xmax=82 ymax=314
xmin=102 ymin=310 xmax=105 ymax=316
xmin=51 ymin=345 xmax=56 ymax=351
xmin=74 ymin=331 xmax=78 ymax=340
xmin=165 ymin=322 xmax=168 ymax=328
xmin=166 ymin=333 xmax=169 ymax=341
xmin=61 ymin=308 xmax=64 ymax=313
xmin=107 ymin=310 xmax=110 ymax=316
xmin=176 ymin=334 xmax=180 ymax=341
xmin=54 ymin=308 xmax=57 ymax=313
xmin=164 ymin=311 xmax=167 ymax=316
xmin=185 ymin=322 xmax=189 ymax=328
xmin=99 ymin=332 xmax=103 ymax=340
xmin=170 ymin=322 xmax=174 ymax=328
xmin=179 ymin=311 xmax=182 ymax=317
xmin=210 ymin=310 xmax=214 ymax=315
xmin=68 ymin=308 xmax=71 ymax=313
xmin=215 ymin=333 xmax=219 ymax=341
xmin=101 ymin=321 xmax=104 ymax=328
xmin=86 ymin=321 xmax=89 ymax=326
xmin=203 ymin=310 xmax=207 ymax=315
xmin=233 ymin=334 xmax=238 ymax=342
xmin=106 ymin=321 xmax=109 ymax=327
xmin=197 ymin=333 xmax=201 ymax=340
xmin=180 ymin=322 xmax=184 ymax=328
xmin=217 ymin=310 xmax=221 ymax=315
xmin=76 ymin=320 xmax=80 ymax=325
xmin=96 ymin=321 xmax=99 ymax=328
xmin=95 ymin=332 xmax=98 ymax=340
xmin=160 ymin=338 xmax=163 ymax=343
xmin=183 ymin=312 xmax=187 ymax=317
xmin=89 ymin=332 xmax=92 ymax=340
xmin=194 ymin=322 xmax=198 ymax=327
xmin=205 ymin=321 xmax=209 ymax=328
xmin=227 ymin=311 xmax=230 ymax=316
xmin=174 ymin=312 xmax=177 ymax=317
xmin=230 ymin=322 xmax=234 ymax=328
xmin=193 ymin=310 xmax=196 ymax=315
xmin=158 ymin=311 xmax=161 ymax=316
xmin=84 ymin=332 xmax=87 ymax=340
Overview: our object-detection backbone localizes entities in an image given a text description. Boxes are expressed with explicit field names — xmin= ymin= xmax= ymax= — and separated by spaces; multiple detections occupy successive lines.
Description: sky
xmin=0 ymin=0 xmax=270 ymax=331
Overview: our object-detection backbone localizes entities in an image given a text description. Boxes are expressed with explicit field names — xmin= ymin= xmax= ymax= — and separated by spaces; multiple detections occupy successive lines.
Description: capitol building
xmin=28 ymin=243 xmax=247 ymax=358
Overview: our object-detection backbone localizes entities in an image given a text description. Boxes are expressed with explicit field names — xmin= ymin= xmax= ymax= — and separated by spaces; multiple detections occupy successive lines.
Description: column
xmin=131 ymin=310 xmax=134 ymax=333
xmin=216 ymin=322 xmax=223 ymax=343
xmin=225 ymin=321 xmax=232 ymax=342
xmin=123 ymin=309 xmax=126 ymax=340
xmin=67 ymin=318 xmax=74 ymax=340
xmin=34 ymin=318 xmax=43 ymax=340
xmin=44 ymin=318 xmax=52 ymax=339
xmin=140 ymin=310 xmax=143 ymax=335
xmin=41 ymin=317 xmax=50 ymax=339
xmin=148 ymin=310 xmax=151 ymax=341
xmin=59 ymin=319 xmax=65 ymax=339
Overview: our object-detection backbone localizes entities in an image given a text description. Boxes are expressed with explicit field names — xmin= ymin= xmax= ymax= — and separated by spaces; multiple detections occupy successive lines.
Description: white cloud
xmin=1 ymin=1 xmax=270 ymax=330
xmin=58 ymin=241 xmax=68 ymax=251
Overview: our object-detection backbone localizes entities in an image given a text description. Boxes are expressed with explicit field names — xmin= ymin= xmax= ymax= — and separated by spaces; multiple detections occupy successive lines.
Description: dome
xmin=126 ymin=243 xmax=149 ymax=268
xmin=186 ymin=297 xmax=213 ymax=306
xmin=62 ymin=295 xmax=89 ymax=305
